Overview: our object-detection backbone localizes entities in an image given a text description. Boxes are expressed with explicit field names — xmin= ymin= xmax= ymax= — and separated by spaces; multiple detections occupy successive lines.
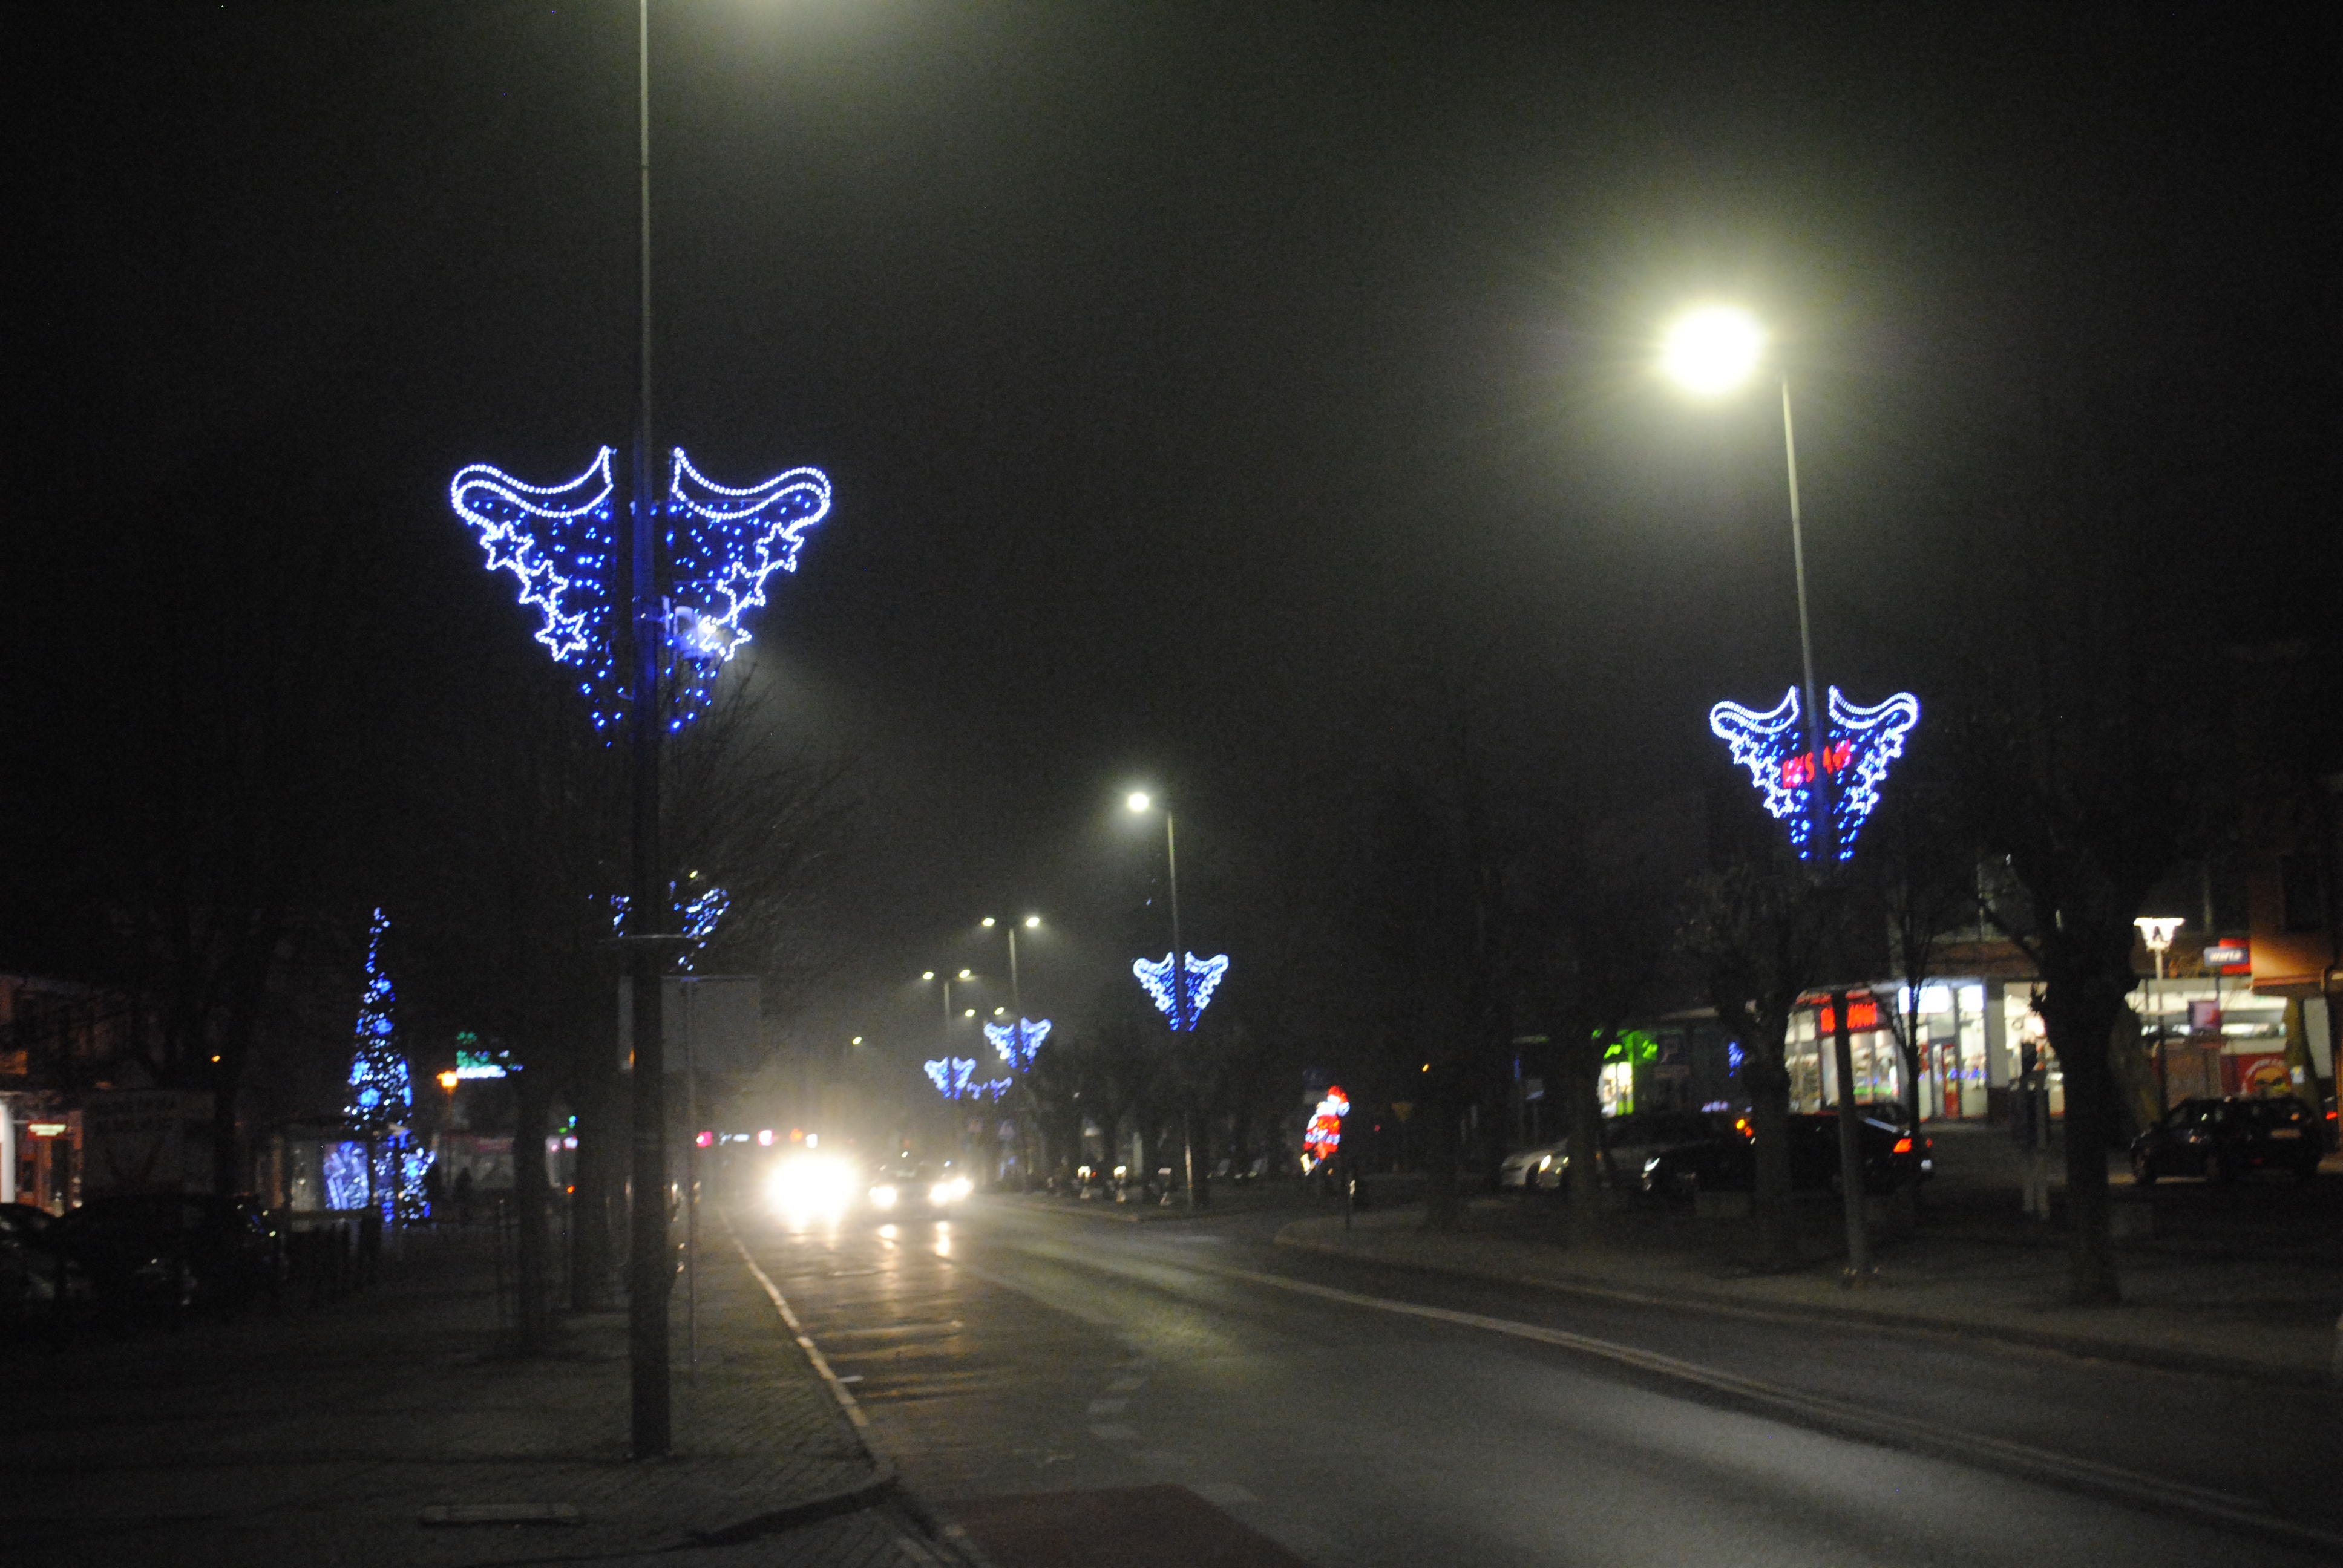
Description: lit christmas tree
xmin=336 ymin=909 xmax=425 ymax=1220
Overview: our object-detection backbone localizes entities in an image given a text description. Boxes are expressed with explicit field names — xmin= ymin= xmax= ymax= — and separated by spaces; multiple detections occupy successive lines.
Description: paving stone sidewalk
xmin=1 ymin=1220 xmax=981 ymax=1568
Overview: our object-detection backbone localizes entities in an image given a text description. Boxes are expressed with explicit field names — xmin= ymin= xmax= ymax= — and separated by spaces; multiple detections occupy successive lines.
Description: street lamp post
xmin=1663 ymin=305 xmax=1864 ymax=1282
xmin=981 ymin=915 xmax=1043 ymax=1187
xmin=2135 ymin=916 xmax=2183 ymax=1112
xmin=621 ymin=0 xmax=674 ymax=1460
xmin=1126 ymin=792 xmax=1199 ymax=1206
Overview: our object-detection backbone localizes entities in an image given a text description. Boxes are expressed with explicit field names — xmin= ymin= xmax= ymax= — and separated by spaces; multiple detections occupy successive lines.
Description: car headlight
xmin=930 ymin=1182 xmax=957 ymax=1206
xmin=870 ymin=1184 xmax=899 ymax=1209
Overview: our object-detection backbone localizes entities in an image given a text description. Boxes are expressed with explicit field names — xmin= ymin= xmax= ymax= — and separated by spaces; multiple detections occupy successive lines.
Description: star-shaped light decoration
xmin=450 ymin=447 xmax=830 ymax=734
xmin=1708 ymin=685 xmax=1920 ymax=860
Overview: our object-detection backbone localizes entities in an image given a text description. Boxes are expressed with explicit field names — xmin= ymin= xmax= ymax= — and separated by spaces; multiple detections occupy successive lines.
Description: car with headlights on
xmin=1497 ymin=1142 xmax=1569 ymax=1194
xmin=866 ymin=1161 xmax=972 ymax=1216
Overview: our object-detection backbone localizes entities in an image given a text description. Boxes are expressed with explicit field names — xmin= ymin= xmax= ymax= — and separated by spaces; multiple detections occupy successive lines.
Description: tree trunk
xmin=2042 ymin=976 xmax=2123 ymax=1305
xmin=211 ymin=1069 xmax=241 ymax=1198
xmin=571 ymin=1068 xmax=620 ymax=1310
xmin=513 ymin=1063 xmax=552 ymax=1344
xmin=1564 ymin=1042 xmax=1604 ymax=1217
xmin=1420 ymin=1081 xmax=1463 ymax=1232
xmin=1747 ymin=1037 xmax=1796 ymax=1267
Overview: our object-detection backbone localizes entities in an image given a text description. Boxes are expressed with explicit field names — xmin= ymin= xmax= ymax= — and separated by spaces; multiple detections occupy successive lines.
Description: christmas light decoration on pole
xmin=984 ymin=1017 xmax=1051 ymax=1073
xmin=1132 ymin=952 xmax=1230 ymax=1030
xmin=1708 ymin=685 xmax=1920 ymax=861
xmin=451 ymin=449 xmax=828 ymax=733
xmin=923 ymin=1057 xmax=980 ymax=1099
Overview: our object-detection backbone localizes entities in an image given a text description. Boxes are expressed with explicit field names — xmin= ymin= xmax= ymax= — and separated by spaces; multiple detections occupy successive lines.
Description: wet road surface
xmin=732 ymin=1200 xmax=2337 ymax=1567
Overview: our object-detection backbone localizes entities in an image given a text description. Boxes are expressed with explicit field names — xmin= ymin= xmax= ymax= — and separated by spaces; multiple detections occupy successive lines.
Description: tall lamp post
xmin=981 ymin=914 xmax=1043 ymax=1047
xmin=2135 ymin=916 xmax=2183 ymax=1112
xmin=1662 ymin=304 xmax=1866 ymax=1282
xmin=1126 ymin=791 xmax=1202 ymax=1206
xmin=981 ymin=915 xmax=1043 ymax=1186
xmin=620 ymin=0 xmax=675 ymax=1460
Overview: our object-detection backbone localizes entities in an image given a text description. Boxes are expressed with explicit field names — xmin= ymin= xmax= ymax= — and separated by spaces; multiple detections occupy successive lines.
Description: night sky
xmin=11 ymin=4 xmax=2336 ymax=1048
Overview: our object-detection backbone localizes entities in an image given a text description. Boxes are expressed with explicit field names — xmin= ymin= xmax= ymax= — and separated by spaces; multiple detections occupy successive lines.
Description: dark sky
xmin=13 ymin=3 xmax=2336 ymax=1047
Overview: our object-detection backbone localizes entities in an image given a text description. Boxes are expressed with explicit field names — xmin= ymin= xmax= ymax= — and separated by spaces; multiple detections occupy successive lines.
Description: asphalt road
xmin=732 ymin=1198 xmax=2338 ymax=1567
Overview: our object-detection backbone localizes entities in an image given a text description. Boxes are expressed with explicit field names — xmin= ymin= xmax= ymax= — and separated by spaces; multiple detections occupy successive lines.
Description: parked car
xmin=1601 ymin=1112 xmax=1731 ymax=1189
xmin=0 ymin=1203 xmax=89 ymax=1325
xmin=2130 ymin=1096 xmax=2320 ymax=1185
xmin=1497 ymin=1142 xmax=1569 ymax=1193
xmin=1641 ymin=1114 xmax=1928 ymax=1199
xmin=49 ymin=1194 xmax=282 ymax=1320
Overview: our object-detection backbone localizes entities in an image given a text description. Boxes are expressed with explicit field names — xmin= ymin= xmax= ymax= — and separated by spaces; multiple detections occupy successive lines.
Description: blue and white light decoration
xmin=983 ymin=1017 xmax=1052 ymax=1074
xmin=923 ymin=1057 xmax=980 ymax=1099
xmin=1132 ymin=952 xmax=1231 ymax=1031
xmin=450 ymin=446 xmax=830 ymax=734
xmin=338 ymin=909 xmax=426 ymax=1221
xmin=1707 ymin=685 xmax=1921 ymax=860
xmin=609 ymin=884 xmax=729 ymax=970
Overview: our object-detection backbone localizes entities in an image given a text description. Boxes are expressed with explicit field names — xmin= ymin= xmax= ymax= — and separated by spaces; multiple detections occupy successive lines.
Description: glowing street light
xmin=1662 ymin=300 xmax=1876 ymax=1282
xmin=1661 ymin=305 xmax=1766 ymax=396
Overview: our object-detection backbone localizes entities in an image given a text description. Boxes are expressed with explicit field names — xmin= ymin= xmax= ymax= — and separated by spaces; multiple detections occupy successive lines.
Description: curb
xmin=1273 ymin=1224 xmax=2325 ymax=1388
xmin=726 ymin=1214 xmax=1001 ymax=1568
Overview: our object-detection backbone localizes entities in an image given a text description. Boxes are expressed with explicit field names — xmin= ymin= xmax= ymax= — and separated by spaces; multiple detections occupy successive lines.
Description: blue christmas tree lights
xmin=341 ymin=909 xmax=425 ymax=1221
xmin=346 ymin=909 xmax=410 ymax=1128
xmin=1132 ymin=952 xmax=1230 ymax=1030
xmin=983 ymin=1017 xmax=1052 ymax=1073
xmin=1708 ymin=685 xmax=1920 ymax=860
xmin=450 ymin=448 xmax=831 ymax=734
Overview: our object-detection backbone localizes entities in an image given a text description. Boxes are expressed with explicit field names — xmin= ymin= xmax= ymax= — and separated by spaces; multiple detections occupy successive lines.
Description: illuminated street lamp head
xmin=1126 ymin=791 xmax=1152 ymax=814
xmin=436 ymin=1070 xmax=459 ymax=1092
xmin=1662 ymin=305 xmax=1766 ymax=396
xmin=1023 ymin=914 xmax=1041 ymax=929
xmin=921 ymin=970 xmax=936 ymax=982
xmin=981 ymin=916 xmax=996 ymax=927
xmin=962 ymin=1008 xmax=975 ymax=1018
xmin=957 ymin=968 xmax=972 ymax=981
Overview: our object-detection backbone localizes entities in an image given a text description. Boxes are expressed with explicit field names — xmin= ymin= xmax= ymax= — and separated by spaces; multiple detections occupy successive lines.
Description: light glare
xmin=1662 ymin=305 xmax=1765 ymax=396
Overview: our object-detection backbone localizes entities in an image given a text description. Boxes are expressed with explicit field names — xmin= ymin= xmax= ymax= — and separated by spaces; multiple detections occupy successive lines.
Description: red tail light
xmin=1893 ymin=1136 xmax=1914 ymax=1154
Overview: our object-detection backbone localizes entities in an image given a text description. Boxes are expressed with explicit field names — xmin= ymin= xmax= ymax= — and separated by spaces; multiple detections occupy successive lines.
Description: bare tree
xmin=1678 ymin=846 xmax=1849 ymax=1266
xmin=1863 ymin=780 xmax=1980 ymax=1132
xmin=1941 ymin=434 xmax=2220 ymax=1305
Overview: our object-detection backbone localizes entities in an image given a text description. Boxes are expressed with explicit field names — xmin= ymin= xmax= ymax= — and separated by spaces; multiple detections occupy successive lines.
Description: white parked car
xmin=1497 ymin=1141 xmax=1569 ymax=1192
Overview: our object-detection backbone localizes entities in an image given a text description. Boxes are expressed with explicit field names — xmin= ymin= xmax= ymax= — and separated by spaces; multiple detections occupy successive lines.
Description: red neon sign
xmin=1817 ymin=997 xmax=1881 ymax=1033
xmin=1779 ymin=741 xmax=1853 ymax=789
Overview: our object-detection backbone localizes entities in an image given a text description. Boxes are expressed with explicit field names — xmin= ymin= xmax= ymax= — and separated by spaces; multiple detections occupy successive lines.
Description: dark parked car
xmin=0 ymin=1203 xmax=89 ymax=1325
xmin=1602 ymin=1112 xmax=1732 ymax=1188
xmin=1641 ymin=1113 xmax=1928 ymax=1199
xmin=50 ymin=1194 xmax=283 ymax=1319
xmin=2131 ymin=1096 xmax=2320 ymax=1185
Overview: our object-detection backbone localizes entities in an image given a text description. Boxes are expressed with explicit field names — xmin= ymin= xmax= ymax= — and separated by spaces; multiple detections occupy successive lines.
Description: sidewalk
xmin=1277 ymin=1194 xmax=2343 ymax=1383
xmin=2 ymin=1219 xmax=982 ymax=1568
